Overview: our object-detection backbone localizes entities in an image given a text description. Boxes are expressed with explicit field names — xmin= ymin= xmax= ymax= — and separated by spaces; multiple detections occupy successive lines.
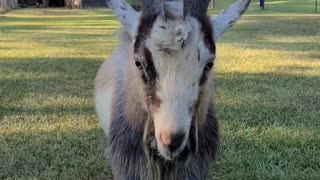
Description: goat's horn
xmin=105 ymin=0 xmax=139 ymax=37
xmin=142 ymin=0 xmax=164 ymax=16
xmin=184 ymin=0 xmax=211 ymax=18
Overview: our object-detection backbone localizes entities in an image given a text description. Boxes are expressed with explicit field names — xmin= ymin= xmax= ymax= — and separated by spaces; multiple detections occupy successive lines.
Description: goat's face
xmin=106 ymin=0 xmax=251 ymax=161
xmin=132 ymin=2 xmax=217 ymax=160
xmin=150 ymin=23 xmax=215 ymax=160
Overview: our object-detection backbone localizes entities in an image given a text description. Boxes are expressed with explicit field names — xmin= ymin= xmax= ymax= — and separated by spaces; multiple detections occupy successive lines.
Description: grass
xmin=0 ymin=0 xmax=319 ymax=179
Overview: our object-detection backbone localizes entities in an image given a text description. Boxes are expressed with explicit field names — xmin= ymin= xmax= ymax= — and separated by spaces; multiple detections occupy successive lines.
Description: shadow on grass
xmin=215 ymin=71 xmax=320 ymax=128
xmin=0 ymin=57 xmax=101 ymax=75
xmin=0 ymin=128 xmax=113 ymax=179
xmin=1 ymin=6 xmax=319 ymax=180
xmin=1 ymin=58 xmax=319 ymax=120
xmin=1 ymin=24 xmax=118 ymax=31
xmin=0 ymin=57 xmax=102 ymax=110
xmin=1 ymin=56 xmax=319 ymax=179
xmin=220 ymin=16 xmax=320 ymax=54
xmin=1 ymin=106 xmax=94 ymax=118
xmin=1 ymin=56 xmax=319 ymax=127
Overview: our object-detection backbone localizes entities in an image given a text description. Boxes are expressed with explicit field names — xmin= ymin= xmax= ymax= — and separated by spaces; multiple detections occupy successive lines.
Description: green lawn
xmin=1 ymin=0 xmax=320 ymax=179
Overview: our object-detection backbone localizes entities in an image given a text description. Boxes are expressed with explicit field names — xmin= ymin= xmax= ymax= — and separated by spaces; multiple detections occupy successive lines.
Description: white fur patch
xmin=146 ymin=16 xmax=215 ymax=159
xmin=95 ymin=88 xmax=113 ymax=136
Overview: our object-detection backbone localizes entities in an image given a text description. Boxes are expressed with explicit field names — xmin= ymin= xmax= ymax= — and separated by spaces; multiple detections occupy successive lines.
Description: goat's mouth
xmin=143 ymin=117 xmax=198 ymax=162
xmin=146 ymin=136 xmax=191 ymax=162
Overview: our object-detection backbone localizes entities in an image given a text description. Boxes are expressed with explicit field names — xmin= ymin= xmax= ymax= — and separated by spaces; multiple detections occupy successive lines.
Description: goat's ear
xmin=107 ymin=0 xmax=140 ymax=37
xmin=211 ymin=0 xmax=251 ymax=41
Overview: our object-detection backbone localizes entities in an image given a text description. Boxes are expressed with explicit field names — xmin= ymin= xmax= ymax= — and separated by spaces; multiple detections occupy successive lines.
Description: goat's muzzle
xmin=143 ymin=115 xmax=198 ymax=162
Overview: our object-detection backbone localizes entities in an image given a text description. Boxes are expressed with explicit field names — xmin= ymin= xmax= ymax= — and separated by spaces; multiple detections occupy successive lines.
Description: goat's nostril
xmin=160 ymin=132 xmax=185 ymax=152
xmin=160 ymin=132 xmax=171 ymax=146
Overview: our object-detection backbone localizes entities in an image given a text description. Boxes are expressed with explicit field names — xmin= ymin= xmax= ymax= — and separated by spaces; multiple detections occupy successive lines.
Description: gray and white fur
xmin=95 ymin=0 xmax=251 ymax=179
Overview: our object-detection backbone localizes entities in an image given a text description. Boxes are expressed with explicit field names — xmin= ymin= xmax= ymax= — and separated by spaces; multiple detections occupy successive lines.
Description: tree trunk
xmin=209 ymin=0 xmax=215 ymax=9
xmin=0 ymin=0 xmax=18 ymax=12
xmin=14 ymin=0 xmax=18 ymax=8
xmin=0 ymin=0 xmax=8 ymax=12
xmin=1 ymin=0 xmax=18 ymax=13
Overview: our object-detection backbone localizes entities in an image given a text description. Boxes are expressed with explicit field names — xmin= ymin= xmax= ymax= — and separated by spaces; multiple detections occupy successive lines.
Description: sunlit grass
xmin=1 ymin=0 xmax=320 ymax=179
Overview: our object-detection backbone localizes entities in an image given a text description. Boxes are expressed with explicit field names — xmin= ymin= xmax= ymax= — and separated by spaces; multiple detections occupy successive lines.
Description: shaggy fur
xmin=106 ymin=79 xmax=219 ymax=179
xmin=96 ymin=0 xmax=251 ymax=179
xmin=96 ymin=32 xmax=219 ymax=179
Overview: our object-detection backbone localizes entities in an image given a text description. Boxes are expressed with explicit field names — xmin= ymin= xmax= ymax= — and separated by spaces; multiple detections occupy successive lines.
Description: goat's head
xmin=107 ymin=0 xmax=251 ymax=161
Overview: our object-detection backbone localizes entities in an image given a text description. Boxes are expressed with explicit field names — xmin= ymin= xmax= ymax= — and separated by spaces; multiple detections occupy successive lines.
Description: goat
xmin=95 ymin=0 xmax=251 ymax=179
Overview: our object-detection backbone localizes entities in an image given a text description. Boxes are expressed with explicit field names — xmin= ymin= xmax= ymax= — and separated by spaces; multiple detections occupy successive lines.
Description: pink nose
xmin=160 ymin=131 xmax=185 ymax=152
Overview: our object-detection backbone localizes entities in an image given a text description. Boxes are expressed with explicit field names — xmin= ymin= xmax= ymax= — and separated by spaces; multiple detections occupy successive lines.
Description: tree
xmin=209 ymin=0 xmax=215 ymax=9
xmin=0 ymin=0 xmax=18 ymax=13
xmin=0 ymin=0 xmax=8 ymax=12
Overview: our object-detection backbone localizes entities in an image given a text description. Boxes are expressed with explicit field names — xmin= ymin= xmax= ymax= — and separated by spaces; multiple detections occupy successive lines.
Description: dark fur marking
xmin=121 ymin=1 xmax=126 ymax=8
xmin=189 ymin=123 xmax=198 ymax=153
xmin=160 ymin=48 xmax=171 ymax=54
xmin=181 ymin=32 xmax=191 ymax=49
xmin=159 ymin=25 xmax=167 ymax=29
xmin=239 ymin=9 xmax=246 ymax=16
xmin=228 ymin=20 xmax=236 ymax=27
xmin=143 ymin=48 xmax=157 ymax=81
xmin=134 ymin=13 xmax=159 ymax=52
xmin=197 ymin=48 xmax=200 ymax=61
xmin=197 ymin=16 xmax=216 ymax=54
xmin=133 ymin=13 xmax=161 ymax=110
xmin=176 ymin=29 xmax=182 ymax=36
xmin=184 ymin=0 xmax=211 ymax=18
xmin=120 ymin=5 xmax=127 ymax=11
xmin=199 ymin=69 xmax=209 ymax=86
xmin=155 ymin=43 xmax=164 ymax=49
xmin=143 ymin=48 xmax=161 ymax=109
xmin=240 ymin=0 xmax=251 ymax=15
xmin=181 ymin=40 xmax=186 ymax=49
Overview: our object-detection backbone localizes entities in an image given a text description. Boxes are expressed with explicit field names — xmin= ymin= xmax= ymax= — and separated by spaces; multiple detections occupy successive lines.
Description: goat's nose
xmin=160 ymin=131 xmax=185 ymax=152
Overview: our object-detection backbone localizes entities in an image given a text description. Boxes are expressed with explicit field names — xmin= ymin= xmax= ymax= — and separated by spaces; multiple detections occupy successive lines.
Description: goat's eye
xmin=135 ymin=61 xmax=143 ymax=69
xmin=205 ymin=61 xmax=214 ymax=70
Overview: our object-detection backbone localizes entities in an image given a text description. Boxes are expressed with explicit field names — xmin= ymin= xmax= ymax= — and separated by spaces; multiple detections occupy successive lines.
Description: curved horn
xmin=106 ymin=0 xmax=140 ymax=37
xmin=211 ymin=0 xmax=251 ymax=41
xmin=184 ymin=0 xmax=211 ymax=18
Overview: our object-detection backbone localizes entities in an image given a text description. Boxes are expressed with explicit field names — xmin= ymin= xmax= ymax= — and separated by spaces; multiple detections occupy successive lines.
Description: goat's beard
xmin=142 ymin=115 xmax=198 ymax=179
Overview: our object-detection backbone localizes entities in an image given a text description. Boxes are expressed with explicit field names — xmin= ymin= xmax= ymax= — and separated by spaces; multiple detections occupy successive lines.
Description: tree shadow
xmin=1 ymin=7 xmax=320 ymax=179
xmin=1 ymin=127 xmax=113 ymax=179
xmin=0 ymin=57 xmax=103 ymax=115
xmin=215 ymin=71 xmax=320 ymax=128
xmin=1 ymin=59 xmax=320 ymax=178
xmin=220 ymin=15 xmax=320 ymax=54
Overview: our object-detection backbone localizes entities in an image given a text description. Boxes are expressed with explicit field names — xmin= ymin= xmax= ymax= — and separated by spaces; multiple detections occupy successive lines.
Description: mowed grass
xmin=0 ymin=0 xmax=319 ymax=179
